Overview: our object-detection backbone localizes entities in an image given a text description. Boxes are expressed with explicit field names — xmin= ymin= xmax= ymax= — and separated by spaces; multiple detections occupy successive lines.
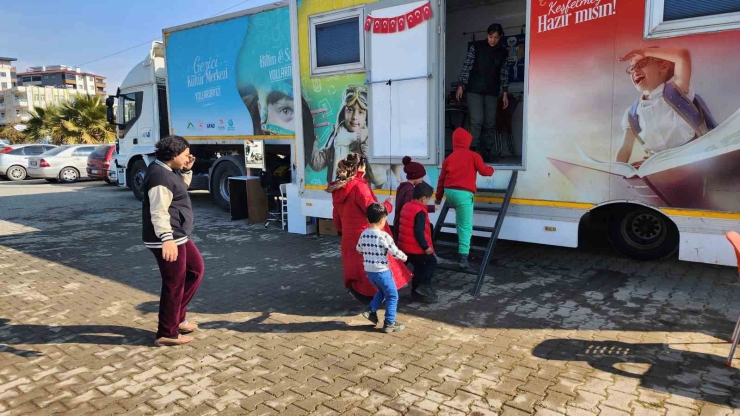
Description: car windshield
xmin=90 ymin=145 xmax=112 ymax=158
xmin=41 ymin=146 xmax=71 ymax=156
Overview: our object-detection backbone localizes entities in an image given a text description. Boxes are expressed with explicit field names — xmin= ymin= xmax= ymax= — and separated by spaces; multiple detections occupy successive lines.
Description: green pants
xmin=445 ymin=188 xmax=475 ymax=255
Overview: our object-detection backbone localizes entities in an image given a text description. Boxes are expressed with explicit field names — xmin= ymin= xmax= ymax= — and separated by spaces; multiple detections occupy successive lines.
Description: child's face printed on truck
xmin=627 ymin=57 xmax=671 ymax=94
xmin=265 ymin=91 xmax=294 ymax=130
xmin=344 ymin=104 xmax=367 ymax=132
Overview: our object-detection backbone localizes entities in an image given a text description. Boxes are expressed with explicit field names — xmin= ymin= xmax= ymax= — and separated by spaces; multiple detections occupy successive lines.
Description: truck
xmin=112 ymin=0 xmax=740 ymax=267
xmin=108 ymin=2 xmax=299 ymax=210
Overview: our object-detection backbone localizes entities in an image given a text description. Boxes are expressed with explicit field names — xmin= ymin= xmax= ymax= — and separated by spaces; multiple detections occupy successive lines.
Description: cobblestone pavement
xmin=0 ymin=180 xmax=739 ymax=416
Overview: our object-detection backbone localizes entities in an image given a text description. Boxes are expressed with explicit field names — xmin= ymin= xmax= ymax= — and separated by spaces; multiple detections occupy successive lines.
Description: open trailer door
xmin=364 ymin=0 xmax=440 ymax=166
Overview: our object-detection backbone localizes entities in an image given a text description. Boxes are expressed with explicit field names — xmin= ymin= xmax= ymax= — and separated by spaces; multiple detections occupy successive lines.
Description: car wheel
xmin=45 ymin=178 xmax=58 ymax=183
xmin=59 ymin=167 xmax=80 ymax=183
xmin=131 ymin=159 xmax=147 ymax=201
xmin=6 ymin=165 xmax=27 ymax=181
xmin=104 ymin=178 xmax=113 ymax=185
xmin=607 ymin=207 xmax=679 ymax=261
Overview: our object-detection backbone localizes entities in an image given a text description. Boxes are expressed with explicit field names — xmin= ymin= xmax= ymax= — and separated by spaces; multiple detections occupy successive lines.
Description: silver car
xmin=0 ymin=144 xmax=57 ymax=181
xmin=27 ymin=145 xmax=99 ymax=183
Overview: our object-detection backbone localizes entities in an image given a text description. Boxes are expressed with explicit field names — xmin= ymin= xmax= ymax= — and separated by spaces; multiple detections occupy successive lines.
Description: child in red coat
xmin=435 ymin=128 xmax=494 ymax=269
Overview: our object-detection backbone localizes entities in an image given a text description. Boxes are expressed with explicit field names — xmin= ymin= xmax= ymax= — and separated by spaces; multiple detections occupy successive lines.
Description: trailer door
xmin=364 ymin=0 xmax=439 ymax=165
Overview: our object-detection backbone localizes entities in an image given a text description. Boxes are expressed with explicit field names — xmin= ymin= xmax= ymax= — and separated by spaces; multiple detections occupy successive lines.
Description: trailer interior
xmin=444 ymin=0 xmax=526 ymax=167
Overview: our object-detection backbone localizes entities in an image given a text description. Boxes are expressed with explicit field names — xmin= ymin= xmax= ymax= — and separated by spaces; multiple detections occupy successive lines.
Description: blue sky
xmin=0 ymin=0 xmax=275 ymax=93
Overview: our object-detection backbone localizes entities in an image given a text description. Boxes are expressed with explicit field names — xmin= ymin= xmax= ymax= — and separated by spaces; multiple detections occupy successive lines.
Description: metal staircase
xmin=432 ymin=171 xmax=518 ymax=295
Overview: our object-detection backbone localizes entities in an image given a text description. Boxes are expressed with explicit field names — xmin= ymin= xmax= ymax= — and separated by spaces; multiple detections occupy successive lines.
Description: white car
xmin=27 ymin=145 xmax=99 ymax=183
xmin=0 ymin=144 xmax=57 ymax=181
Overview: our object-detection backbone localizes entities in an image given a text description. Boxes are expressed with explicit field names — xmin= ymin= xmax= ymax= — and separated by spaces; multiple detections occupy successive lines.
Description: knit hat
xmin=402 ymin=156 xmax=426 ymax=180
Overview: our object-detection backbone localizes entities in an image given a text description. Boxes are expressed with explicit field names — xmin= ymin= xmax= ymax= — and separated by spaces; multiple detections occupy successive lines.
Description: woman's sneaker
xmin=362 ymin=310 xmax=379 ymax=325
xmin=383 ymin=321 xmax=405 ymax=333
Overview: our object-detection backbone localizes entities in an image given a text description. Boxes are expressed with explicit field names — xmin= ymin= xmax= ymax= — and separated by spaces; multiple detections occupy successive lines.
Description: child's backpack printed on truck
xmin=627 ymin=81 xmax=718 ymax=142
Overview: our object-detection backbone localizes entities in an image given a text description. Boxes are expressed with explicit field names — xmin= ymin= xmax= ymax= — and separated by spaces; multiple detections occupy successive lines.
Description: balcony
xmin=18 ymin=114 xmax=31 ymax=122
xmin=15 ymin=99 xmax=28 ymax=107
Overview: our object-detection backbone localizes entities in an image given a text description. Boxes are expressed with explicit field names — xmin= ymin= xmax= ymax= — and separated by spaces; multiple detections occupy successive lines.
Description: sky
xmin=0 ymin=0 xmax=276 ymax=93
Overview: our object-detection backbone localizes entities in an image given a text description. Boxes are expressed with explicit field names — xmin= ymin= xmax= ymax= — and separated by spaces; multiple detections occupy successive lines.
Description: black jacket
xmin=142 ymin=159 xmax=194 ymax=248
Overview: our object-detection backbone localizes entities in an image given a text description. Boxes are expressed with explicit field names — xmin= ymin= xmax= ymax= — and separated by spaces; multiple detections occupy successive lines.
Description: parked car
xmin=86 ymin=144 xmax=116 ymax=184
xmin=107 ymin=151 xmax=118 ymax=184
xmin=0 ymin=144 xmax=57 ymax=181
xmin=27 ymin=145 xmax=99 ymax=183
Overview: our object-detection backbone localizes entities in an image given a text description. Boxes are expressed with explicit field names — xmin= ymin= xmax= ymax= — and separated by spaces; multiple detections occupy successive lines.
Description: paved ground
xmin=0 ymin=179 xmax=739 ymax=416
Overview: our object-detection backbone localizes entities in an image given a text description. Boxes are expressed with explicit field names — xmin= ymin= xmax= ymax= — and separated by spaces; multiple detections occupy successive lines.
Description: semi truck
xmin=111 ymin=0 xmax=740 ymax=267
xmin=107 ymin=2 xmax=298 ymax=210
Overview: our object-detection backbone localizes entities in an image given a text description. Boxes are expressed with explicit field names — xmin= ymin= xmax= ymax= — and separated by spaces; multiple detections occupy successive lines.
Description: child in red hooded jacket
xmin=435 ymin=128 xmax=494 ymax=269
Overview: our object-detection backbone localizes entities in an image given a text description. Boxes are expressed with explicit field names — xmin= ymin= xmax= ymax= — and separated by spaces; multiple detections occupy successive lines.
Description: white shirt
xmin=356 ymin=228 xmax=407 ymax=272
xmin=621 ymin=78 xmax=696 ymax=153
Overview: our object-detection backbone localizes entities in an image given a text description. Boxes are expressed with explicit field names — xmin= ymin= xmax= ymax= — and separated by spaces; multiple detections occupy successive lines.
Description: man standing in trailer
xmin=456 ymin=23 xmax=510 ymax=162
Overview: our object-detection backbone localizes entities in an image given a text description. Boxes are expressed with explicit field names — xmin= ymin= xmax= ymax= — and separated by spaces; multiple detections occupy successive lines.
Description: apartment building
xmin=17 ymin=65 xmax=106 ymax=96
xmin=0 ymin=57 xmax=18 ymax=90
xmin=0 ymin=86 xmax=88 ymax=126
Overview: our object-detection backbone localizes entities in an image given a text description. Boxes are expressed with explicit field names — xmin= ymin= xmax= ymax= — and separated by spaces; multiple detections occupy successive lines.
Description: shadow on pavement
xmin=0 ymin=318 xmax=154 ymax=357
xmin=1 ymin=182 xmax=740 ymax=406
xmin=532 ymin=338 xmax=739 ymax=406
xmin=198 ymin=312 xmax=377 ymax=334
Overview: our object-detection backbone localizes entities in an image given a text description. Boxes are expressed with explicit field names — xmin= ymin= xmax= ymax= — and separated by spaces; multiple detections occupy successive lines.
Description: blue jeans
xmin=366 ymin=270 xmax=398 ymax=325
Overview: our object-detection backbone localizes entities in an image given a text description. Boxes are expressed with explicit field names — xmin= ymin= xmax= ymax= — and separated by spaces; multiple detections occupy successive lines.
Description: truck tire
xmin=211 ymin=161 xmax=241 ymax=211
xmin=607 ymin=207 xmax=678 ymax=261
xmin=131 ymin=159 xmax=147 ymax=201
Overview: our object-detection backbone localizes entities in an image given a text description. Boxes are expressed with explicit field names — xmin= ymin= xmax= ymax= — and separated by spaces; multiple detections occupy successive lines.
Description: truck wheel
xmin=607 ymin=208 xmax=678 ymax=261
xmin=131 ymin=159 xmax=147 ymax=201
xmin=211 ymin=161 xmax=241 ymax=211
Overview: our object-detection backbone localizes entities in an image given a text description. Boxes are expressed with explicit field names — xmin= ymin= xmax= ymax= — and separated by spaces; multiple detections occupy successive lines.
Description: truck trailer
xmin=111 ymin=0 xmax=740 ymax=267
xmin=108 ymin=2 xmax=298 ymax=210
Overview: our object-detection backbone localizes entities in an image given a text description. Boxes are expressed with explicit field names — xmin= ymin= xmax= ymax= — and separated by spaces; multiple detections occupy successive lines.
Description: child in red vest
xmin=435 ymin=128 xmax=494 ymax=269
xmin=392 ymin=156 xmax=436 ymax=241
xmin=398 ymin=182 xmax=438 ymax=303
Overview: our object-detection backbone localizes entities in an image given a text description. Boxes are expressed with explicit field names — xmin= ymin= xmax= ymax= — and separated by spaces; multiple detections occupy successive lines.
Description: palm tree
xmin=26 ymin=106 xmax=66 ymax=144
xmin=59 ymin=95 xmax=115 ymax=144
xmin=0 ymin=124 xmax=29 ymax=144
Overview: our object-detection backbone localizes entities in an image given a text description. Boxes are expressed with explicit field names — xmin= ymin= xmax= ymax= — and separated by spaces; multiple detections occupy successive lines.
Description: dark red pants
xmin=149 ymin=240 xmax=204 ymax=339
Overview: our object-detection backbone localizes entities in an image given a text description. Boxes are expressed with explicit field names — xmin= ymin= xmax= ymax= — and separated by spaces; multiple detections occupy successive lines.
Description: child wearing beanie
xmin=393 ymin=156 xmax=434 ymax=239
xmin=392 ymin=156 xmax=438 ymax=302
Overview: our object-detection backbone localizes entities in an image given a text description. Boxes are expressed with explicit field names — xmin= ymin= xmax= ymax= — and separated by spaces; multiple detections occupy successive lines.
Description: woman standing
xmin=327 ymin=153 xmax=412 ymax=301
xmin=143 ymin=136 xmax=204 ymax=347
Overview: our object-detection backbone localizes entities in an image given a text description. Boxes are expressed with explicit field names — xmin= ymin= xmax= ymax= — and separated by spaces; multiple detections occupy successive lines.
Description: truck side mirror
xmin=105 ymin=96 xmax=115 ymax=125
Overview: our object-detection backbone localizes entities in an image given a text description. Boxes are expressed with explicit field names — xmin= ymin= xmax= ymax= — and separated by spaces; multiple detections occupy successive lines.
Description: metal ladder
xmin=432 ymin=171 xmax=518 ymax=296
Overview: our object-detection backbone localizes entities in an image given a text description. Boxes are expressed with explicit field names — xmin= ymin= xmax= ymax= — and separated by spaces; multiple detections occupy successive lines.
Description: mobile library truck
xmin=290 ymin=0 xmax=740 ymax=267
xmin=110 ymin=0 xmax=740 ymax=267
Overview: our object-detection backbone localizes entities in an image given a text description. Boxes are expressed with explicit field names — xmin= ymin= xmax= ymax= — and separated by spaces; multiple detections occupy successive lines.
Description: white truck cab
xmin=107 ymin=42 xmax=169 ymax=200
